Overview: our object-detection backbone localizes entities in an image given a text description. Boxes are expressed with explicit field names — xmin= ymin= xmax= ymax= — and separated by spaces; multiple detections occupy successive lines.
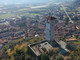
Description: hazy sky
xmin=0 ymin=0 xmax=52 ymax=4
xmin=0 ymin=0 xmax=74 ymax=5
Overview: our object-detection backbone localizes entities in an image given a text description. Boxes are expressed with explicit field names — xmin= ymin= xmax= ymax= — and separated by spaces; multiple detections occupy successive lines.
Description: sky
xmin=0 ymin=0 xmax=51 ymax=4
xmin=0 ymin=0 xmax=75 ymax=5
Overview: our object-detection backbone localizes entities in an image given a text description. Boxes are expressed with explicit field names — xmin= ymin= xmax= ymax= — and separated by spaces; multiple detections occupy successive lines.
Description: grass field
xmin=0 ymin=14 xmax=20 ymax=19
xmin=74 ymin=41 xmax=80 ymax=45
xmin=0 ymin=7 xmax=44 ymax=19
xmin=17 ymin=8 xmax=28 ymax=11
xmin=76 ymin=8 xmax=80 ymax=13
xmin=60 ymin=7 xmax=67 ymax=10
xmin=0 ymin=13 xmax=41 ymax=19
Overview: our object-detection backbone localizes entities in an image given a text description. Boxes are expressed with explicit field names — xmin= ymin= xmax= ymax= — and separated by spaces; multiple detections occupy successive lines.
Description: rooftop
xmin=65 ymin=38 xmax=77 ymax=41
xmin=56 ymin=41 xmax=70 ymax=53
xmin=28 ymin=40 xmax=53 ymax=56
xmin=46 ymin=16 xmax=56 ymax=20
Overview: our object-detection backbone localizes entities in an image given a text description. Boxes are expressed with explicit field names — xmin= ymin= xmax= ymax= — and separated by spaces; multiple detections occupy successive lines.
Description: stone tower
xmin=46 ymin=16 xmax=56 ymax=42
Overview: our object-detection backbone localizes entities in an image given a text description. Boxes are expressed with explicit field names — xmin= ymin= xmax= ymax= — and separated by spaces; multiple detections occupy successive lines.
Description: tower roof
xmin=46 ymin=16 xmax=56 ymax=20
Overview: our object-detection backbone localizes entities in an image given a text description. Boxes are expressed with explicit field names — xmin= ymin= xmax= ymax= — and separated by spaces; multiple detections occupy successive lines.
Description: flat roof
xmin=28 ymin=40 xmax=53 ymax=56
xmin=57 ymin=41 xmax=70 ymax=52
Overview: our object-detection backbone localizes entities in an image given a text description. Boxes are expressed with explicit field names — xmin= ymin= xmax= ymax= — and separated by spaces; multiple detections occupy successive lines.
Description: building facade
xmin=46 ymin=16 xmax=56 ymax=42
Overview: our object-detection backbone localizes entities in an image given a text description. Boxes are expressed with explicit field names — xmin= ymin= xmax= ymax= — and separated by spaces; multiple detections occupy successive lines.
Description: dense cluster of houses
xmin=55 ymin=21 xmax=80 ymax=41
xmin=0 ymin=16 xmax=45 ymax=48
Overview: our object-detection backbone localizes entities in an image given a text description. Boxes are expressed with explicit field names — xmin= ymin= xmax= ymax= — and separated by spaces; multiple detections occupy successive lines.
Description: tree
xmin=21 ymin=16 xmax=27 ymax=20
xmin=52 ymin=54 xmax=64 ymax=60
xmin=41 ymin=53 xmax=49 ymax=60
xmin=19 ymin=22 xmax=27 ymax=27
xmin=7 ymin=44 xmax=29 ymax=60
xmin=60 ymin=37 xmax=66 ymax=41
xmin=47 ymin=48 xmax=59 ymax=56
xmin=70 ymin=47 xmax=80 ymax=60
xmin=10 ymin=56 xmax=15 ymax=60
xmin=56 ymin=55 xmax=64 ymax=60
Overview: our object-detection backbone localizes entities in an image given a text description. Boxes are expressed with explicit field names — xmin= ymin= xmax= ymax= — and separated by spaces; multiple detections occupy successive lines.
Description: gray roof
xmin=28 ymin=40 xmax=53 ymax=56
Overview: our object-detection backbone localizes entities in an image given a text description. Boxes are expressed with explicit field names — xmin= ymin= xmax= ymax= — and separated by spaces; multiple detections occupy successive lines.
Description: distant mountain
xmin=0 ymin=0 xmax=75 ymax=5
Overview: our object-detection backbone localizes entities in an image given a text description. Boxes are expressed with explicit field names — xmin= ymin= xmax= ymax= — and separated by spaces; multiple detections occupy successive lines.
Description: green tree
xmin=41 ymin=53 xmax=49 ymax=60
xmin=21 ymin=16 xmax=27 ymax=20
xmin=52 ymin=54 xmax=64 ymax=60
xmin=47 ymin=48 xmax=59 ymax=56
xmin=56 ymin=55 xmax=64 ymax=60
xmin=70 ymin=47 xmax=80 ymax=60
xmin=7 ymin=44 xmax=30 ymax=60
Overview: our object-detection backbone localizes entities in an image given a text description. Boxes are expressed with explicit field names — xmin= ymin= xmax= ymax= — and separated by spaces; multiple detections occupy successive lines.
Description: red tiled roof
xmin=0 ymin=41 xmax=3 ymax=44
xmin=66 ymin=38 xmax=77 ymax=41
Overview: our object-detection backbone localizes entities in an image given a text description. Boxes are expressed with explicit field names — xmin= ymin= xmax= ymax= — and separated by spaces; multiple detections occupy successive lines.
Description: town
xmin=0 ymin=0 xmax=80 ymax=60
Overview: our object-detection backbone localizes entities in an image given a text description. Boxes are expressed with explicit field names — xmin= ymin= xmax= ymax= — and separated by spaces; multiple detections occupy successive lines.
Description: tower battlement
xmin=46 ymin=16 xmax=56 ymax=20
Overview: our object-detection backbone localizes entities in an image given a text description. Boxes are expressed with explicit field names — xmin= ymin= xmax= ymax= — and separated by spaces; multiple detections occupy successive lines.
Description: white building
xmin=46 ymin=16 xmax=56 ymax=42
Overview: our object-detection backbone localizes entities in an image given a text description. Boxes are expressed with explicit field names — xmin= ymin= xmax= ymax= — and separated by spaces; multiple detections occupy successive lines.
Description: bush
xmin=41 ymin=53 xmax=49 ymax=60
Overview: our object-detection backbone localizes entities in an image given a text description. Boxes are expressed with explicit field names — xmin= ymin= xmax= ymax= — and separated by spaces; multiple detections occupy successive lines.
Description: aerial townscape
xmin=0 ymin=0 xmax=80 ymax=60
